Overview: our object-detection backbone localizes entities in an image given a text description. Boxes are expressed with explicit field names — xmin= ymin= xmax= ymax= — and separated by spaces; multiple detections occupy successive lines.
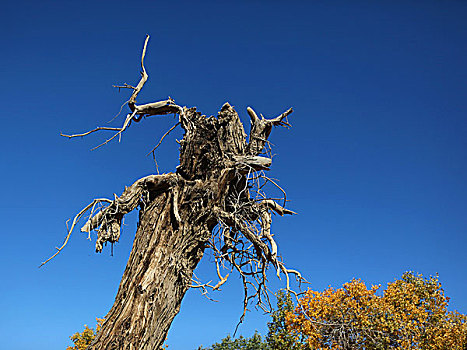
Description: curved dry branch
xmin=212 ymin=258 xmax=230 ymax=291
xmin=128 ymin=34 xmax=150 ymax=112
xmin=262 ymin=199 xmax=297 ymax=216
xmin=260 ymin=174 xmax=289 ymax=208
xmin=133 ymin=98 xmax=182 ymax=117
xmin=61 ymin=111 xmax=137 ymax=150
xmin=39 ymin=198 xmax=112 ymax=267
xmin=147 ymin=122 xmax=181 ymax=156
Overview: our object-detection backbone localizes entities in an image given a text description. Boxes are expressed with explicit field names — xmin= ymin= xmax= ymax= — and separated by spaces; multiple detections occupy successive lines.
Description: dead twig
xmin=147 ymin=122 xmax=181 ymax=156
xmin=39 ymin=198 xmax=112 ymax=267
xmin=61 ymin=127 xmax=122 ymax=138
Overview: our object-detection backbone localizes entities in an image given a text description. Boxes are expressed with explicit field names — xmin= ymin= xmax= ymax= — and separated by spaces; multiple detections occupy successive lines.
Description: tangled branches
xmin=207 ymin=169 xmax=304 ymax=326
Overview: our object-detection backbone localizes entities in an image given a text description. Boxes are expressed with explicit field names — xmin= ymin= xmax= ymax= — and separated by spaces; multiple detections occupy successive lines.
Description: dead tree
xmin=42 ymin=35 xmax=303 ymax=350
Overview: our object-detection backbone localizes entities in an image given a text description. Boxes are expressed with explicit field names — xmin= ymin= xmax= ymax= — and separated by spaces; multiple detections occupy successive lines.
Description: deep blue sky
xmin=1 ymin=1 xmax=466 ymax=349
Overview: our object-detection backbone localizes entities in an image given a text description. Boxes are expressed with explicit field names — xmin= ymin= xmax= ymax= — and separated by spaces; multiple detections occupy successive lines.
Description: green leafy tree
xmin=197 ymin=291 xmax=305 ymax=350
xmin=266 ymin=291 xmax=304 ymax=350
xmin=197 ymin=331 xmax=267 ymax=350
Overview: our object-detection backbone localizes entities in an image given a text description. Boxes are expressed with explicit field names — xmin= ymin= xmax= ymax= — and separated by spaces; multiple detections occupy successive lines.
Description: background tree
xmin=67 ymin=319 xmax=103 ymax=350
xmin=287 ymin=272 xmax=467 ymax=349
xmin=42 ymin=35 xmax=303 ymax=350
xmin=266 ymin=291 xmax=304 ymax=350
xmin=196 ymin=290 xmax=304 ymax=350
xmin=196 ymin=332 xmax=267 ymax=350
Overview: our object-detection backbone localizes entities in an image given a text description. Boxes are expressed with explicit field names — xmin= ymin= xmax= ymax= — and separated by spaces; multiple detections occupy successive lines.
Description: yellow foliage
xmin=66 ymin=318 xmax=104 ymax=350
xmin=287 ymin=273 xmax=467 ymax=349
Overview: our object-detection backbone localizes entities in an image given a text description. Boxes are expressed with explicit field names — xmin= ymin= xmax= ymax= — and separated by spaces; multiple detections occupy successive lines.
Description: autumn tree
xmin=42 ymin=35 xmax=303 ymax=350
xmin=67 ymin=319 xmax=104 ymax=350
xmin=287 ymin=272 xmax=467 ymax=349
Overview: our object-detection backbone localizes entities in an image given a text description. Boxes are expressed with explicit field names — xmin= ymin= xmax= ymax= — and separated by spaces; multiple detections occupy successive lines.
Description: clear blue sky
xmin=1 ymin=1 xmax=466 ymax=349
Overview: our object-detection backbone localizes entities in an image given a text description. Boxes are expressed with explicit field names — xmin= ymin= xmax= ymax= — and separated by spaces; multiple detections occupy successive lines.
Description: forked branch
xmin=247 ymin=106 xmax=293 ymax=155
xmin=61 ymin=35 xmax=182 ymax=150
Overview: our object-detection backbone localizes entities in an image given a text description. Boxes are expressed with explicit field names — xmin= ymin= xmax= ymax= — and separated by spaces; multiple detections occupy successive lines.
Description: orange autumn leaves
xmin=66 ymin=318 xmax=104 ymax=350
xmin=66 ymin=274 xmax=466 ymax=349
xmin=287 ymin=273 xmax=467 ymax=349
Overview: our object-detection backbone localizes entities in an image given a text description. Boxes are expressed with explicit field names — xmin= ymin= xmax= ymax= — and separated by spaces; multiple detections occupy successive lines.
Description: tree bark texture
xmin=90 ymin=190 xmax=207 ymax=349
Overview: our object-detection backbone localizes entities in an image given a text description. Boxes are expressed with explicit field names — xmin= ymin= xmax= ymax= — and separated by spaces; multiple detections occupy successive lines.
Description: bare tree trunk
xmin=87 ymin=105 xmax=254 ymax=349
xmin=90 ymin=191 xmax=208 ymax=349
xmin=43 ymin=36 xmax=302 ymax=350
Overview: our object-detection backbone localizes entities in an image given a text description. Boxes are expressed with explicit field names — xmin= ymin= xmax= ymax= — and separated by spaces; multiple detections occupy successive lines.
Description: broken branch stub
xmin=44 ymin=35 xmax=304 ymax=350
xmin=247 ymin=106 xmax=293 ymax=155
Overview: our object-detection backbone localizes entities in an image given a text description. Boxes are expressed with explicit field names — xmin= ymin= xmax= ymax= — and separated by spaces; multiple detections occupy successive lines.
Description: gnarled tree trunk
xmin=42 ymin=36 xmax=302 ymax=350
xmin=90 ymin=105 xmax=248 ymax=349
xmin=92 ymin=191 xmax=206 ymax=349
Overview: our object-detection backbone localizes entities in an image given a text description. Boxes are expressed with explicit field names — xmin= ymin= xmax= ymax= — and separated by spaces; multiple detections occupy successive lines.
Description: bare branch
xmin=232 ymin=155 xmax=272 ymax=172
xmin=134 ymin=98 xmax=182 ymax=116
xmin=128 ymin=34 xmax=150 ymax=112
xmin=107 ymin=99 xmax=130 ymax=123
xmin=90 ymin=111 xmax=137 ymax=150
xmin=262 ymin=199 xmax=297 ymax=216
xmin=268 ymin=108 xmax=293 ymax=127
xmin=39 ymin=198 xmax=112 ymax=267
xmin=60 ymin=127 xmax=122 ymax=138
xmin=60 ymin=35 xmax=182 ymax=150
xmin=260 ymin=175 xmax=289 ymax=208
xmin=147 ymin=122 xmax=180 ymax=156
xmin=212 ymin=258 xmax=229 ymax=291
xmin=247 ymin=106 xmax=259 ymax=123
xmin=112 ymin=83 xmax=136 ymax=90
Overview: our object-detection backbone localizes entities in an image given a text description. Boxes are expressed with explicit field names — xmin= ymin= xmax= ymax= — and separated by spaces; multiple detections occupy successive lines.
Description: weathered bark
xmin=89 ymin=184 xmax=209 ymax=349
xmin=46 ymin=36 xmax=301 ymax=350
